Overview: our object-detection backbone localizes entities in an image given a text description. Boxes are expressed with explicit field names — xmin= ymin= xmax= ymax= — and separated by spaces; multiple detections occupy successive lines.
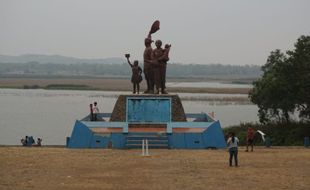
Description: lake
xmin=0 ymin=89 xmax=258 ymax=145
xmin=166 ymin=81 xmax=252 ymax=88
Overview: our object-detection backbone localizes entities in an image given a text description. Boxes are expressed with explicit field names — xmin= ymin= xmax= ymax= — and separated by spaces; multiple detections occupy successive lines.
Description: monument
xmin=67 ymin=21 xmax=226 ymax=149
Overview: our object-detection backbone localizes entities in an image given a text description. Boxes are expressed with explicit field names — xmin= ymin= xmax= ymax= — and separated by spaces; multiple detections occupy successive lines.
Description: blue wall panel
xmin=127 ymin=98 xmax=171 ymax=122
xmin=202 ymin=121 xmax=226 ymax=148
xmin=168 ymin=133 xmax=186 ymax=148
xmin=68 ymin=120 xmax=93 ymax=148
xmin=184 ymin=133 xmax=204 ymax=149
xmin=110 ymin=133 xmax=126 ymax=148
xmin=90 ymin=135 xmax=109 ymax=148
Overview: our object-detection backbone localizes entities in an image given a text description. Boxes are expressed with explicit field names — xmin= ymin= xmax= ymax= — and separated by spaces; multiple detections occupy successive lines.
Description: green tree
xmin=250 ymin=35 xmax=310 ymax=123
xmin=286 ymin=36 xmax=310 ymax=119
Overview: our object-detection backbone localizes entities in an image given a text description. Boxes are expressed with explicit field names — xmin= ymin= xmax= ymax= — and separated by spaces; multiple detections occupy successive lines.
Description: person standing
xmin=21 ymin=138 xmax=26 ymax=146
xmin=227 ymin=132 xmax=239 ymax=167
xmin=33 ymin=138 xmax=42 ymax=147
xmin=246 ymin=127 xmax=255 ymax=152
xmin=93 ymin=102 xmax=99 ymax=121
xmin=89 ymin=103 xmax=94 ymax=121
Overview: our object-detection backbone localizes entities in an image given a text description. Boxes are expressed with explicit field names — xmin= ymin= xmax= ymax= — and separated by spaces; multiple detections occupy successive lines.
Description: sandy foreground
xmin=1 ymin=147 xmax=309 ymax=190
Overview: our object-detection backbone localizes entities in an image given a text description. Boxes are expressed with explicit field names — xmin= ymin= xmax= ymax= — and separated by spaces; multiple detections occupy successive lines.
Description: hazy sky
xmin=1 ymin=0 xmax=309 ymax=65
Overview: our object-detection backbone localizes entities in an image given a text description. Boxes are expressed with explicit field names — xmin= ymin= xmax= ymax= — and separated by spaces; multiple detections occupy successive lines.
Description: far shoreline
xmin=0 ymin=77 xmax=252 ymax=94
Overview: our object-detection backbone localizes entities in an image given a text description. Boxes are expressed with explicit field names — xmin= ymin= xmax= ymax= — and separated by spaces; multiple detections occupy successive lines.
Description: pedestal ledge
xmin=110 ymin=94 xmax=187 ymax=122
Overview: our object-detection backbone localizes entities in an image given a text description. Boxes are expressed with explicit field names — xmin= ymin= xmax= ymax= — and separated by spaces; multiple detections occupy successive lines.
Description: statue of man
xmin=143 ymin=36 xmax=154 ymax=94
xmin=143 ymin=20 xmax=172 ymax=94
xmin=143 ymin=20 xmax=159 ymax=94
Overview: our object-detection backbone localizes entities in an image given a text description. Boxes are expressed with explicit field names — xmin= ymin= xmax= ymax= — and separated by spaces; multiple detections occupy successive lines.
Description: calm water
xmin=0 ymin=89 xmax=258 ymax=145
xmin=166 ymin=81 xmax=252 ymax=88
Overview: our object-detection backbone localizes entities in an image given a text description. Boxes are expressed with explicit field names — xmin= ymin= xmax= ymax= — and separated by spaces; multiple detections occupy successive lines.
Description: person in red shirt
xmin=246 ymin=127 xmax=255 ymax=152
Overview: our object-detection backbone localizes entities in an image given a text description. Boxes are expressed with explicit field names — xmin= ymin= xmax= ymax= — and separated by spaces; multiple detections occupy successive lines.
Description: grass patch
xmin=0 ymin=85 xmax=21 ymax=89
xmin=44 ymin=84 xmax=99 ymax=90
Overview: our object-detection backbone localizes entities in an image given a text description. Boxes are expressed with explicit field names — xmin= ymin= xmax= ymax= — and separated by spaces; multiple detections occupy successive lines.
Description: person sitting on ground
xmin=33 ymin=138 xmax=42 ymax=147
xmin=27 ymin=136 xmax=35 ymax=146
xmin=36 ymin=138 xmax=42 ymax=146
xmin=246 ymin=127 xmax=255 ymax=152
xmin=21 ymin=138 xmax=27 ymax=146
xmin=125 ymin=54 xmax=143 ymax=94
xmin=25 ymin=136 xmax=28 ymax=145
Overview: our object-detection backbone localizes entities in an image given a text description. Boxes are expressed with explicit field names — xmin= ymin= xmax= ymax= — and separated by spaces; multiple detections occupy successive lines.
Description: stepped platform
xmin=67 ymin=94 xmax=226 ymax=149
xmin=126 ymin=132 xmax=169 ymax=149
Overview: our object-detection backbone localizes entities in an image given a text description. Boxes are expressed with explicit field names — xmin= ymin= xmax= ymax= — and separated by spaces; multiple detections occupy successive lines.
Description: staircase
xmin=126 ymin=132 xmax=169 ymax=149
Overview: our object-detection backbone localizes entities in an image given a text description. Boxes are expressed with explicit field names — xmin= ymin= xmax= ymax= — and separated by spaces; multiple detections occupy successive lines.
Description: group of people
xmin=21 ymin=136 xmax=42 ymax=147
xmin=89 ymin=101 xmax=99 ymax=121
xmin=226 ymin=127 xmax=257 ymax=167
xmin=126 ymin=20 xmax=171 ymax=95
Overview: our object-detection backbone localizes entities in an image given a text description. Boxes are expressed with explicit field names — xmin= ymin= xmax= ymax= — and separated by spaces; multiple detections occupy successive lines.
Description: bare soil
xmin=1 ymin=147 xmax=309 ymax=190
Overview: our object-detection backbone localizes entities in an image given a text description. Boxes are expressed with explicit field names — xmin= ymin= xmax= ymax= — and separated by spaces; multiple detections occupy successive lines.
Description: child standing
xmin=125 ymin=54 xmax=143 ymax=94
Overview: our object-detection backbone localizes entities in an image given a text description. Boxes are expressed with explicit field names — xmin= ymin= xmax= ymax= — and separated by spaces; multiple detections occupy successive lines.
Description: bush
xmin=224 ymin=122 xmax=310 ymax=146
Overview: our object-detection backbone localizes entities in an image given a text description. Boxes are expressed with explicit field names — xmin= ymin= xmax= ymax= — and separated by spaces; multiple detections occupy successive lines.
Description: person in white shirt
xmin=92 ymin=102 xmax=99 ymax=121
xmin=227 ymin=132 xmax=239 ymax=167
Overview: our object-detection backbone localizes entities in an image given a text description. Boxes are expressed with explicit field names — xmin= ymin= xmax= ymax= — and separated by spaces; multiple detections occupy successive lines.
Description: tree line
xmin=0 ymin=62 xmax=261 ymax=79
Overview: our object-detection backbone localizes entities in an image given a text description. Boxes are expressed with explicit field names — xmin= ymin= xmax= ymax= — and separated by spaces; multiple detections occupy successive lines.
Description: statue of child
xmin=125 ymin=54 xmax=143 ymax=94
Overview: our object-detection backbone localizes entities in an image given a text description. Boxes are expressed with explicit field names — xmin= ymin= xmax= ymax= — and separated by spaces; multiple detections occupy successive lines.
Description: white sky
xmin=1 ymin=0 xmax=309 ymax=65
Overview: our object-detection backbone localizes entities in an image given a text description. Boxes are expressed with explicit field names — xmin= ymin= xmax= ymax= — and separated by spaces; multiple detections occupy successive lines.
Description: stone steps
xmin=126 ymin=133 xmax=169 ymax=149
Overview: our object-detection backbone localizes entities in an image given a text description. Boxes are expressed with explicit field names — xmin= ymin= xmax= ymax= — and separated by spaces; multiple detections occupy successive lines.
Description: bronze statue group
xmin=125 ymin=21 xmax=264 ymax=167
xmin=126 ymin=20 xmax=171 ymax=94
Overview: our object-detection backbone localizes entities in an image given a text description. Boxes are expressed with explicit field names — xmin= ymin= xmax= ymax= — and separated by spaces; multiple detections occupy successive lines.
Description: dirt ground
xmin=1 ymin=147 xmax=309 ymax=190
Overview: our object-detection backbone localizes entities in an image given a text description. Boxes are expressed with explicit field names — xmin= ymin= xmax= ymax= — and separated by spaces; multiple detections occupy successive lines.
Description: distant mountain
xmin=0 ymin=54 xmax=262 ymax=79
xmin=0 ymin=54 xmax=126 ymax=64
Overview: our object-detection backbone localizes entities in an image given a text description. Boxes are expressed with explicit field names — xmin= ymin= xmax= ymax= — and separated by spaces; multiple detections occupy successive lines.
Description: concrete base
xmin=67 ymin=94 xmax=226 ymax=149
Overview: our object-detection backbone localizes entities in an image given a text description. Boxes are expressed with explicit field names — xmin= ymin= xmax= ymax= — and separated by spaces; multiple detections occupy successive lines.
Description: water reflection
xmin=0 ymin=89 xmax=258 ymax=145
xmin=167 ymin=81 xmax=252 ymax=88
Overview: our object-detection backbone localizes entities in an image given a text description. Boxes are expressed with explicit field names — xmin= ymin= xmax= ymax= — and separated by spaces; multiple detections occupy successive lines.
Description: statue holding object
xmin=143 ymin=34 xmax=155 ymax=94
xmin=125 ymin=54 xmax=143 ymax=94
xmin=144 ymin=20 xmax=171 ymax=94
